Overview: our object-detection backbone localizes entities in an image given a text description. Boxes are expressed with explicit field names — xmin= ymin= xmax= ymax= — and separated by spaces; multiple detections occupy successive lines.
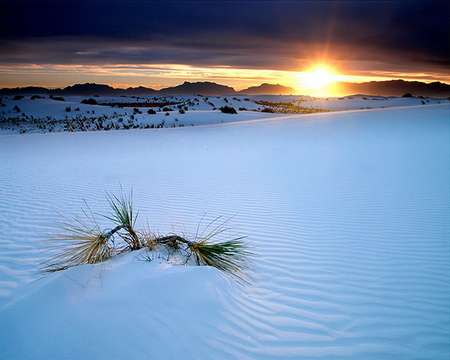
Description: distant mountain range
xmin=238 ymin=83 xmax=296 ymax=95
xmin=1 ymin=80 xmax=449 ymax=97
xmin=328 ymin=80 xmax=450 ymax=98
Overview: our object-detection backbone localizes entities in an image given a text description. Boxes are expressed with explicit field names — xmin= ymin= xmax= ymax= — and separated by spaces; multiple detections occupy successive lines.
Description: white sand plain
xmin=0 ymin=95 xmax=449 ymax=359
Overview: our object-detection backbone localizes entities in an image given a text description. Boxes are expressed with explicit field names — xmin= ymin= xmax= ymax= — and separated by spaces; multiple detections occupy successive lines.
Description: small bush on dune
xmin=42 ymin=189 xmax=253 ymax=283
xmin=220 ymin=105 xmax=237 ymax=114
xmin=81 ymin=98 xmax=98 ymax=105
xmin=50 ymin=96 xmax=65 ymax=101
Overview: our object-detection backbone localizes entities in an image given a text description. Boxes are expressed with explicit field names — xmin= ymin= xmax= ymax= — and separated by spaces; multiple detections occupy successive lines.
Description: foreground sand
xmin=0 ymin=103 xmax=449 ymax=359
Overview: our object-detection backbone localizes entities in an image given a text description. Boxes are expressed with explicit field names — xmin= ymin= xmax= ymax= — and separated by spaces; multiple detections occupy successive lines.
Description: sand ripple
xmin=0 ymin=105 xmax=448 ymax=359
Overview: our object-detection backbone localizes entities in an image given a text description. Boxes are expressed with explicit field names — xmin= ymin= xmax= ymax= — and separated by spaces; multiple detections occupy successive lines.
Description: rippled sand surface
xmin=0 ymin=104 xmax=448 ymax=359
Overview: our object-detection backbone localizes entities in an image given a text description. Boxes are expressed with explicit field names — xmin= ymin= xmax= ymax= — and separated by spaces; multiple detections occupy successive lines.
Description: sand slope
xmin=0 ymin=104 xmax=449 ymax=359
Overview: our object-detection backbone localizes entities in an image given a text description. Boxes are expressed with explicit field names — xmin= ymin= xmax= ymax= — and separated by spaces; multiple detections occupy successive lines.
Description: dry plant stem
xmin=156 ymin=235 xmax=190 ymax=244
xmin=126 ymin=225 xmax=141 ymax=250
xmin=103 ymin=224 xmax=128 ymax=239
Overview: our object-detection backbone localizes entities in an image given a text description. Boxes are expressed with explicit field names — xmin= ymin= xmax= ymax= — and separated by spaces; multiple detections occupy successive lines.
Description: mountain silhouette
xmin=330 ymin=80 xmax=450 ymax=98
xmin=1 ymin=80 xmax=449 ymax=97
xmin=61 ymin=83 xmax=117 ymax=96
xmin=238 ymin=83 xmax=296 ymax=95
xmin=158 ymin=81 xmax=236 ymax=95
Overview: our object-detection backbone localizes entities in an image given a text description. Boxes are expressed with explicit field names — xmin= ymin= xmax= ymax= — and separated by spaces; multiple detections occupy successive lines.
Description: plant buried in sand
xmin=42 ymin=190 xmax=253 ymax=283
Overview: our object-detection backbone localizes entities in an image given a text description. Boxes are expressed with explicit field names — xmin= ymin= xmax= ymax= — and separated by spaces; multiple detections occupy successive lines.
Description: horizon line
xmin=1 ymin=78 xmax=449 ymax=91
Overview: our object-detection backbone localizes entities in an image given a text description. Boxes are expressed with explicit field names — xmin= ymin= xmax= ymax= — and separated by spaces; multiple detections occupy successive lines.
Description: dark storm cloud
xmin=1 ymin=1 xmax=449 ymax=72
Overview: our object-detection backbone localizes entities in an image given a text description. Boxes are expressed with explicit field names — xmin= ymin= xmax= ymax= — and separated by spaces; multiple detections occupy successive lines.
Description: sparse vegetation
xmin=81 ymin=98 xmax=98 ymax=105
xmin=50 ymin=96 xmax=65 ymax=101
xmin=255 ymin=101 xmax=328 ymax=114
xmin=220 ymin=105 xmax=237 ymax=114
xmin=42 ymin=189 xmax=253 ymax=283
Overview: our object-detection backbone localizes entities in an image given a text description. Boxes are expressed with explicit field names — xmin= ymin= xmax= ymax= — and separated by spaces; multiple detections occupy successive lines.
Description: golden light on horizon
xmin=300 ymin=67 xmax=338 ymax=90
xmin=0 ymin=62 xmax=448 ymax=96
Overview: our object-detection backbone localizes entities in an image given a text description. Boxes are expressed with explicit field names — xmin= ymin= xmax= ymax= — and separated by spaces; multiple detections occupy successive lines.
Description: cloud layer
xmin=1 ymin=1 xmax=449 ymax=86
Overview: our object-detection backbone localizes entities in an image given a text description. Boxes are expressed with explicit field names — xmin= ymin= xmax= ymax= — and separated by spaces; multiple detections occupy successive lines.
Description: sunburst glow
xmin=301 ymin=68 xmax=338 ymax=89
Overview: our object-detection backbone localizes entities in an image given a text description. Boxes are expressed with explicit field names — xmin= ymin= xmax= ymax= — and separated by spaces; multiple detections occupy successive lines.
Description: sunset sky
xmin=1 ymin=0 xmax=449 ymax=94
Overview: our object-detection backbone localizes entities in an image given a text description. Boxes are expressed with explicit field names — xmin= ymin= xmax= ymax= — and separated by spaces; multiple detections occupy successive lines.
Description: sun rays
xmin=300 ymin=67 xmax=338 ymax=90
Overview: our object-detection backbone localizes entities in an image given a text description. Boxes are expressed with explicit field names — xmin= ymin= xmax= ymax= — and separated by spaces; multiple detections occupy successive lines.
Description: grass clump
xmin=42 ymin=203 xmax=112 ymax=272
xmin=105 ymin=189 xmax=142 ymax=250
xmin=42 ymin=189 xmax=253 ymax=283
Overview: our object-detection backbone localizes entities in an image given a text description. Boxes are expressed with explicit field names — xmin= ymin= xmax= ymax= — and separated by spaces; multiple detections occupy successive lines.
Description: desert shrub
xmin=147 ymin=108 xmax=156 ymax=114
xmin=13 ymin=105 xmax=21 ymax=112
xmin=178 ymin=109 xmax=185 ymax=114
xmin=402 ymin=93 xmax=413 ymax=98
xmin=220 ymin=105 xmax=237 ymax=114
xmin=42 ymin=189 xmax=253 ymax=283
xmin=261 ymin=107 xmax=274 ymax=113
xmin=65 ymin=107 xmax=71 ymax=112
xmin=50 ymin=95 xmax=65 ymax=101
xmin=81 ymin=98 xmax=98 ymax=105
xmin=13 ymin=95 xmax=25 ymax=100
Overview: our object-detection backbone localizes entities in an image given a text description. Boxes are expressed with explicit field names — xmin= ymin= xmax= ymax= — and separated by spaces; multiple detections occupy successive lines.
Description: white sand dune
xmin=0 ymin=103 xmax=449 ymax=359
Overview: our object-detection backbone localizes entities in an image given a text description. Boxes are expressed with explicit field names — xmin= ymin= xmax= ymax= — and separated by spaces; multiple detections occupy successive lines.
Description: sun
xmin=301 ymin=68 xmax=337 ymax=89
